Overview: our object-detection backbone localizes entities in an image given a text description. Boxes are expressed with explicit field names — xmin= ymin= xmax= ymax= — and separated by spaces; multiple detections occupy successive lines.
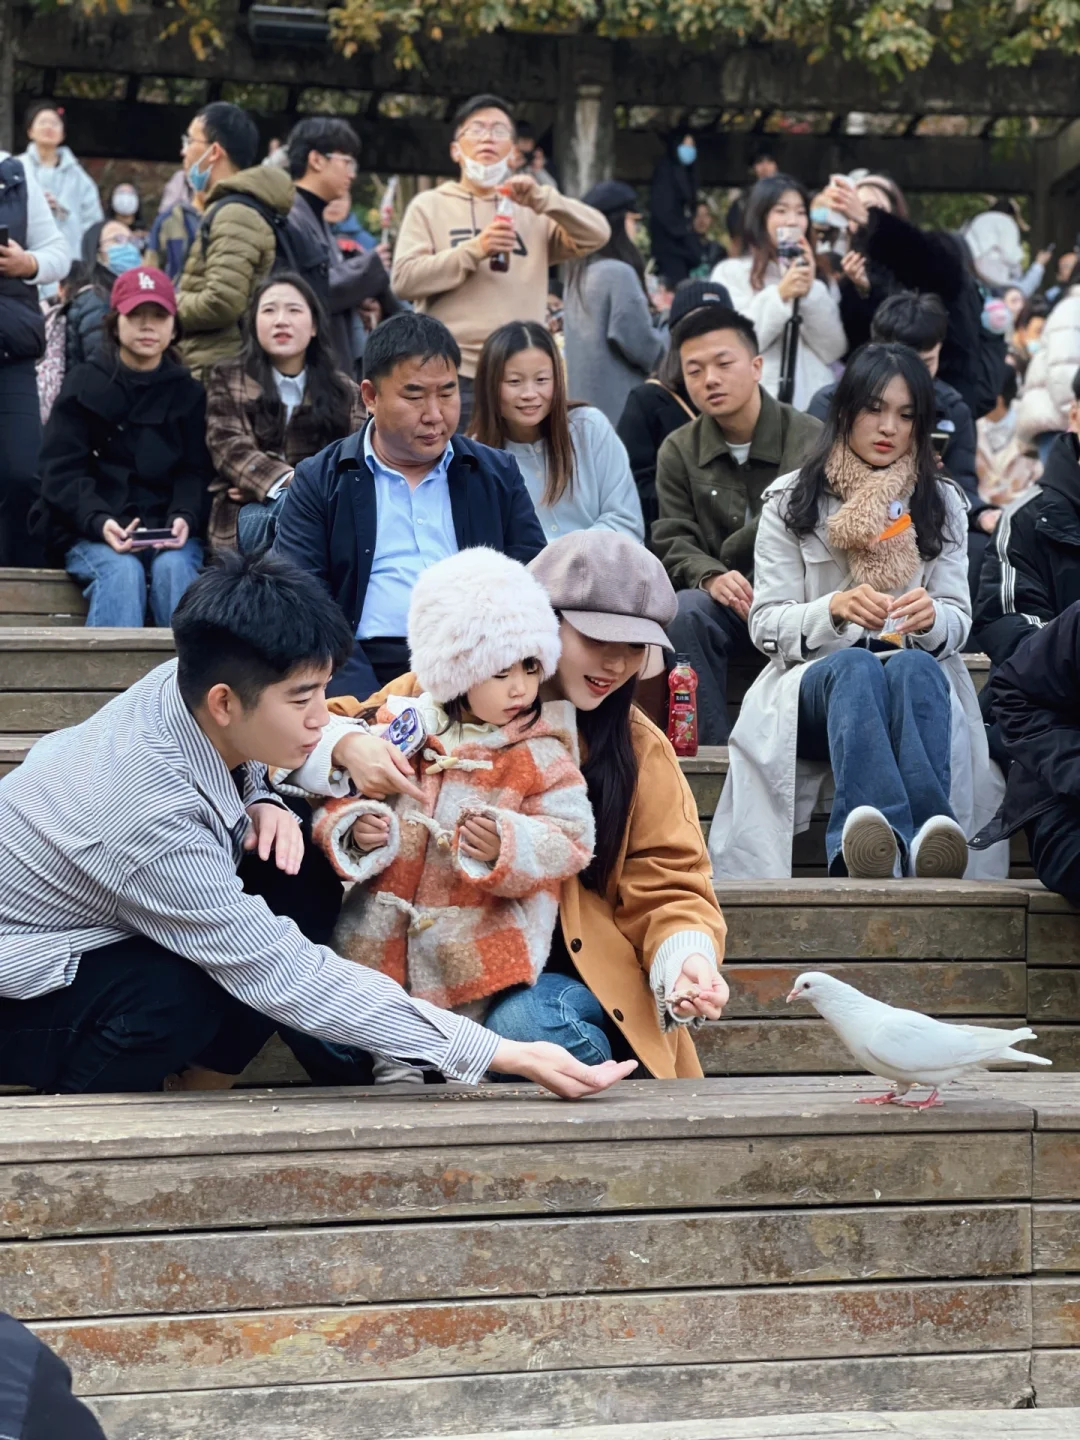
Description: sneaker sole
xmin=842 ymin=812 xmax=898 ymax=880
xmin=914 ymin=825 xmax=968 ymax=879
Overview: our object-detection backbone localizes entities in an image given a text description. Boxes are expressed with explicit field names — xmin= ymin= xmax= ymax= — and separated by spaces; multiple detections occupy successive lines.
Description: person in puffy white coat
xmin=709 ymin=344 xmax=1008 ymax=882
xmin=711 ymin=174 xmax=846 ymax=410
xmin=1015 ymin=287 xmax=1080 ymax=458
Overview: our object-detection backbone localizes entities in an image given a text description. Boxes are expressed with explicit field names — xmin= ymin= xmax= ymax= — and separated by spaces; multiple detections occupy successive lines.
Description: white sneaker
xmin=911 ymin=815 xmax=968 ymax=879
xmin=841 ymin=806 xmax=900 ymax=879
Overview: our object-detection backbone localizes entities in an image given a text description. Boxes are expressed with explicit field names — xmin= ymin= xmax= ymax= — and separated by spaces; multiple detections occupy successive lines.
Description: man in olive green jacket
xmin=654 ymin=305 xmax=821 ymax=744
xmin=175 ymin=103 xmax=295 ymax=380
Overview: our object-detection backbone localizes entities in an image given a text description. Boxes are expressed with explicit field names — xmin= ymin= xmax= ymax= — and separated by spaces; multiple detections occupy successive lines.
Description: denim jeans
xmin=237 ymin=492 xmax=288 ymax=554
xmin=66 ymin=536 xmax=204 ymax=626
xmin=797 ymin=647 xmax=954 ymax=875
xmin=484 ymin=973 xmax=613 ymax=1073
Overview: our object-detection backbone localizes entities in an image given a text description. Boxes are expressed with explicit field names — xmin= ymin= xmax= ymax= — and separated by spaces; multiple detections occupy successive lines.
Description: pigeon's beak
xmin=785 ymin=988 xmax=798 ymax=1004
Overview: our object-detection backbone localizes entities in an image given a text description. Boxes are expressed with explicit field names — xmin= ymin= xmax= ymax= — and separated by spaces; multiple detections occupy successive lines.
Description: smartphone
xmin=0 ymin=227 xmax=9 ymax=249
xmin=775 ymin=223 xmax=804 ymax=272
xmin=129 ymin=527 xmax=175 ymax=547
xmin=931 ymin=431 xmax=950 ymax=456
xmin=385 ymin=705 xmax=427 ymax=760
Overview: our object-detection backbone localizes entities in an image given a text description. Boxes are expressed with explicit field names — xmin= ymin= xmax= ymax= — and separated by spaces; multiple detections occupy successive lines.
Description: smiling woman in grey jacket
xmin=563 ymin=180 xmax=666 ymax=425
xmin=471 ymin=319 xmax=644 ymax=543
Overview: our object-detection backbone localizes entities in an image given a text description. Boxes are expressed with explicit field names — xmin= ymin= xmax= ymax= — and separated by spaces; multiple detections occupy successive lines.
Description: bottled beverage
xmin=667 ymin=654 xmax=699 ymax=757
xmin=490 ymin=192 xmax=513 ymax=273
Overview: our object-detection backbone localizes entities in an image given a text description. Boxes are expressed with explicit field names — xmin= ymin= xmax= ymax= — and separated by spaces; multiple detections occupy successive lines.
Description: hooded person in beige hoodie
xmin=391 ymin=94 xmax=610 ymax=426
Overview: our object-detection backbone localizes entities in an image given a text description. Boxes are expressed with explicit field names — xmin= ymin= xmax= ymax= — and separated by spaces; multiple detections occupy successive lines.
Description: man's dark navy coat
xmin=274 ymin=420 xmax=546 ymax=695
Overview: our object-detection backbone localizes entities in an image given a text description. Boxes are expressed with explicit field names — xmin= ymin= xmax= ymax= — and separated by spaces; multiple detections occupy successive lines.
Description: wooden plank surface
xmin=3 ymin=1204 xmax=1029 ymax=1321
xmin=1032 ymin=1277 xmax=1080 ymax=1346
xmin=1033 ymin=1204 xmax=1080 ymax=1271
xmin=396 ymin=1415 xmax=1080 ymax=1440
xmin=0 ymin=611 xmax=83 ymax=626
xmin=0 ymin=648 xmax=172 ymax=691
xmin=1029 ymin=968 xmax=1080 ymax=1021
xmin=721 ymin=907 xmax=1026 ymax=961
xmin=1027 ymin=913 xmax=1080 ymax=965
xmin=0 ymin=1130 xmax=1032 ymax=1241
xmin=0 ymin=691 xmax=123 ymax=730
xmin=722 ymin=962 xmax=1026 ymax=1017
xmin=0 ymin=570 xmax=86 ymax=613
xmin=35 ymin=1280 xmax=1032 ymax=1394
xmin=711 ymin=880 xmax=1029 ymax=908
xmin=83 ymin=1353 xmax=1039 ymax=1440
xmin=0 ymin=626 xmax=172 ymax=649
xmin=1031 ymin=1350 xmax=1080 ymax=1407
xmin=0 ymin=1079 xmax=1036 ymax=1164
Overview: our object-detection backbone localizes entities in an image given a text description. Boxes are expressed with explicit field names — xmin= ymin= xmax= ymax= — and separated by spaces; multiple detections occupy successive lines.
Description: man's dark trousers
xmin=0 ymin=807 xmax=345 ymax=1093
xmin=666 ymin=587 xmax=761 ymax=745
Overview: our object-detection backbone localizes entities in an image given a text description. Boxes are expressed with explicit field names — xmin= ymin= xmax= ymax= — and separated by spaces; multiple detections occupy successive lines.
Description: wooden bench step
xmin=0 ymin=567 xmax=87 ymax=620
xmin=399 ymin=1413 xmax=1080 ymax=1440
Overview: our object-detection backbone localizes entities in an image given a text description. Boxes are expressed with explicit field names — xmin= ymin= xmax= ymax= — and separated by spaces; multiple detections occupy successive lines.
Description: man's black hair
xmin=1018 ymin=295 xmax=1051 ymax=329
xmin=452 ymin=94 xmax=514 ymax=134
xmin=196 ymin=101 xmax=260 ymax=172
xmin=1001 ymin=364 xmax=1019 ymax=407
xmin=173 ymin=551 xmax=353 ymax=710
xmin=871 ymin=291 xmax=949 ymax=352
xmin=672 ymin=303 xmax=759 ymax=356
xmin=286 ymin=116 xmax=360 ymax=180
xmin=363 ymin=311 xmax=461 ymax=385
xmin=1071 ymin=366 xmax=1080 ymax=404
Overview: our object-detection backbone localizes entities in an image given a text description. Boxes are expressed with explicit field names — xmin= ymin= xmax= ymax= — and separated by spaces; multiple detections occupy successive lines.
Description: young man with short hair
xmin=391 ymin=93 xmax=609 ymax=426
xmin=654 ymin=305 xmax=821 ymax=745
xmin=274 ymin=310 xmax=545 ymax=697
xmin=285 ymin=116 xmax=399 ymax=371
xmin=176 ymin=102 xmax=295 ymax=379
xmin=0 ymin=552 xmax=631 ymax=1100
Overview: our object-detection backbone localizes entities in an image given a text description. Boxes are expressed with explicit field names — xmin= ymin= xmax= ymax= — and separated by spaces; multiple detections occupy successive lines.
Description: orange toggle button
xmin=874 ymin=512 xmax=912 ymax=544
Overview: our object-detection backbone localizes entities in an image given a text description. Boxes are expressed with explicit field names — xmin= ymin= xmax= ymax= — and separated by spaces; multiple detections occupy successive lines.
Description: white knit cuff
xmin=281 ymin=714 xmax=370 ymax=799
xmin=650 ymin=930 xmax=720 ymax=1032
xmin=321 ymin=799 xmax=400 ymax=883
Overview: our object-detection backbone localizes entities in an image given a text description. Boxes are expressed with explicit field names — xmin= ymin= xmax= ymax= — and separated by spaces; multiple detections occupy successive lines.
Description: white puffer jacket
xmin=1015 ymin=289 xmax=1080 ymax=444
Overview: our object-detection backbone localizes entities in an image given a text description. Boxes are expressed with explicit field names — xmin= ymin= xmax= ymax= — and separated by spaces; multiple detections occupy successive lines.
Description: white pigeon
xmin=787 ymin=970 xmax=1051 ymax=1108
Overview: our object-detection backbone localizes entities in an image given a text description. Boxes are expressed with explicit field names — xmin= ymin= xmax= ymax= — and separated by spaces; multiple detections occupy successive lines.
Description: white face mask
xmin=461 ymin=155 xmax=510 ymax=188
xmin=112 ymin=189 xmax=140 ymax=217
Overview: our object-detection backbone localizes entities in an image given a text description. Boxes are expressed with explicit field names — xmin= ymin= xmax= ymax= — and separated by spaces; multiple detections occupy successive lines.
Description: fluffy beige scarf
xmin=825 ymin=442 xmax=921 ymax=592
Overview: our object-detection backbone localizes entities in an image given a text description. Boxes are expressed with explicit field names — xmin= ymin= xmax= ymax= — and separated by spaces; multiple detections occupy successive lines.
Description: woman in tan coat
xmin=300 ymin=530 xmax=729 ymax=1078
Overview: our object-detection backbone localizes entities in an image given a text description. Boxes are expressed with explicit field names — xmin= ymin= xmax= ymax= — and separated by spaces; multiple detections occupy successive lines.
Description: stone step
xmin=0 ymin=566 xmax=86 ymax=625
xmin=0 ymin=1075 xmax=1073 ymax=1434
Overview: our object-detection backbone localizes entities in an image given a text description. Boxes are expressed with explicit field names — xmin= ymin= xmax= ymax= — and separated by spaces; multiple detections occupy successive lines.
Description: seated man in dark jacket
xmin=274 ymin=311 xmax=546 ymax=698
xmin=654 ymin=305 xmax=821 ymax=745
xmin=971 ymin=600 xmax=1080 ymax=903
xmin=974 ymin=367 xmax=1080 ymax=668
xmin=808 ymin=291 xmax=998 ymax=600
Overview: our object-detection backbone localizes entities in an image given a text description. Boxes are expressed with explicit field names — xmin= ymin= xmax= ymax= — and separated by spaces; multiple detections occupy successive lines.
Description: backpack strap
xmin=198 ymin=192 xmax=280 ymax=258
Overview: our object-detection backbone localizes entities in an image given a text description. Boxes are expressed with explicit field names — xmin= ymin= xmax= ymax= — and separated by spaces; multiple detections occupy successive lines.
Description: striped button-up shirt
xmin=0 ymin=661 xmax=499 ymax=1083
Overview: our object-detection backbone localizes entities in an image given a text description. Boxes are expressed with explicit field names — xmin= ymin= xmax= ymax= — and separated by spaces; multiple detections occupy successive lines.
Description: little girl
xmin=312 ymin=547 xmax=595 ymax=1082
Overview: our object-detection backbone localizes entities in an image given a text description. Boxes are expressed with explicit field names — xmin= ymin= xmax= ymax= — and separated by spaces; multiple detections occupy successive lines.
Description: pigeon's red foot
xmin=856 ymin=1091 xmax=900 ymax=1105
xmin=898 ymin=1089 xmax=943 ymax=1110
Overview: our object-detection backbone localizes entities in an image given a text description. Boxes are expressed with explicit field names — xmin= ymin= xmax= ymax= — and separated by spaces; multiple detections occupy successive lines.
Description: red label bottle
xmin=667 ymin=654 xmax=699 ymax=757
xmin=490 ymin=192 xmax=513 ymax=273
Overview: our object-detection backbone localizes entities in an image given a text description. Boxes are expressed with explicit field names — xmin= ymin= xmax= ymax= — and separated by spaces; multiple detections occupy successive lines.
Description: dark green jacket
xmin=652 ymin=387 xmax=822 ymax=590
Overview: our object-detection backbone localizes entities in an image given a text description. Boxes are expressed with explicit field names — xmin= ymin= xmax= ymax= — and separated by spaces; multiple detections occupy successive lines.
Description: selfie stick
xmin=777 ymin=297 xmax=802 ymax=406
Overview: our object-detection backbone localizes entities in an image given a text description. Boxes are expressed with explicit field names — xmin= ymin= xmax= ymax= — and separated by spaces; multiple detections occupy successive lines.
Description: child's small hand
xmin=352 ymin=813 xmax=391 ymax=852
xmin=459 ymin=813 xmax=501 ymax=863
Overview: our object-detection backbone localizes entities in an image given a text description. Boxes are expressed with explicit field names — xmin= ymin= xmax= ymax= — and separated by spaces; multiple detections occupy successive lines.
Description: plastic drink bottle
xmin=667 ymin=654 xmax=699 ymax=757
xmin=490 ymin=192 xmax=513 ymax=272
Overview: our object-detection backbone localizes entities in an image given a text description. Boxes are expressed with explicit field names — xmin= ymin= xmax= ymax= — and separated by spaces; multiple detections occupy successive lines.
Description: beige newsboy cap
xmin=528 ymin=531 xmax=677 ymax=649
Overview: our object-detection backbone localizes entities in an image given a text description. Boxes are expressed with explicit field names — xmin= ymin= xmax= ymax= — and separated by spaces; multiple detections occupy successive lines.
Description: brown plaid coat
xmin=205 ymin=359 xmax=366 ymax=551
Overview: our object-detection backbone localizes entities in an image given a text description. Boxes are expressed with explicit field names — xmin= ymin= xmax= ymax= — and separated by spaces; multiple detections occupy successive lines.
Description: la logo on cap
xmin=138 ymin=272 xmax=156 ymax=291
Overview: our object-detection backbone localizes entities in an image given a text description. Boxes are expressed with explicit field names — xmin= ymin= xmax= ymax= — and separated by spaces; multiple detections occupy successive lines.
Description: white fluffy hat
xmin=407 ymin=548 xmax=562 ymax=703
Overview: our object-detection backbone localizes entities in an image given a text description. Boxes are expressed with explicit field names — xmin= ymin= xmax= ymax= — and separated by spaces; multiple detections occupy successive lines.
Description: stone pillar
xmin=554 ymin=38 xmax=614 ymax=199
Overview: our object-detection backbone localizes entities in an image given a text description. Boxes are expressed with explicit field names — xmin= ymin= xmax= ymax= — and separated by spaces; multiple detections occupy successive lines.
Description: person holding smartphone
xmin=710 ymin=174 xmax=845 ymax=410
xmin=34 ymin=266 xmax=212 ymax=626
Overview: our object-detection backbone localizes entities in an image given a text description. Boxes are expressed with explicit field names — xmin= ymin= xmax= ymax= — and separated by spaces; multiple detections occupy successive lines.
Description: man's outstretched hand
xmin=488 ymin=1039 xmax=637 ymax=1098
xmin=245 ymin=801 xmax=304 ymax=874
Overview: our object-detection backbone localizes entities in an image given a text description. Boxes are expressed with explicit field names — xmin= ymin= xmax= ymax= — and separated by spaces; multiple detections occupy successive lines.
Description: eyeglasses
xmin=457 ymin=122 xmax=513 ymax=141
xmin=322 ymin=151 xmax=359 ymax=175
xmin=180 ymin=132 xmax=200 ymax=149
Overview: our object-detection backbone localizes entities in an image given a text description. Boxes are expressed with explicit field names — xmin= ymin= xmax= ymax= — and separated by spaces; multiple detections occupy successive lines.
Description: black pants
xmin=0 ymin=359 xmax=45 ymax=567
xmin=328 ymin=635 xmax=412 ymax=701
xmin=0 ymin=821 xmax=347 ymax=1093
xmin=666 ymin=588 xmax=760 ymax=745
xmin=1026 ymin=800 xmax=1080 ymax=907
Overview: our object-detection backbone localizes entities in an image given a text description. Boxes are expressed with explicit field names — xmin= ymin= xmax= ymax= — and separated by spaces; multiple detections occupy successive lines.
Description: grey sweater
xmin=564 ymin=259 xmax=667 ymax=425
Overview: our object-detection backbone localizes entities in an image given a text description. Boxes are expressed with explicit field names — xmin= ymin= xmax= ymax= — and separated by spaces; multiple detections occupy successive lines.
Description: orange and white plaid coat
xmin=311 ymin=696 xmax=595 ymax=1009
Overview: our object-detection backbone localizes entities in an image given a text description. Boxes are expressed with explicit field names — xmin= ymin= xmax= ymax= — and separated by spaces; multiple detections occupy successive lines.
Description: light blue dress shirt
xmin=357 ymin=424 xmax=457 ymax=639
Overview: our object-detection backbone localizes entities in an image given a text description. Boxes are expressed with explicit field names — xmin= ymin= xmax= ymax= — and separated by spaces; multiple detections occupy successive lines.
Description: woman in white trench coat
xmin=709 ymin=343 xmax=1008 ymax=881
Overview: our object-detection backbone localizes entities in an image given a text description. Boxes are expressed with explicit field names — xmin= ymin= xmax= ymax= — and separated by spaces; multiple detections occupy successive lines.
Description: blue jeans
xmin=66 ymin=537 xmax=203 ymax=627
xmin=484 ymin=973 xmax=612 ymax=1075
xmin=237 ymin=492 xmax=288 ymax=554
xmin=797 ymin=647 xmax=954 ymax=874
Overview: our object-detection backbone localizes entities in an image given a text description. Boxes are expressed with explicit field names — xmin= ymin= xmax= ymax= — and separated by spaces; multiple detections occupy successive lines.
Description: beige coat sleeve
xmin=391 ymin=197 xmax=485 ymax=301
xmin=534 ymin=187 xmax=612 ymax=264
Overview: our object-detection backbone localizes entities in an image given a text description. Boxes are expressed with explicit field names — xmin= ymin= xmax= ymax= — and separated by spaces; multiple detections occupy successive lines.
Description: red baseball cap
xmin=110 ymin=266 xmax=178 ymax=317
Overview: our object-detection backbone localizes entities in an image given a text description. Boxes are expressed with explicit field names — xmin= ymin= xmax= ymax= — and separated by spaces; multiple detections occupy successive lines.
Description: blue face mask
xmin=810 ymin=207 xmax=832 ymax=226
xmin=677 ymin=142 xmax=697 ymax=167
xmin=1026 ymin=337 xmax=1043 ymax=356
xmin=105 ymin=241 xmax=143 ymax=276
xmin=187 ymin=147 xmax=214 ymax=194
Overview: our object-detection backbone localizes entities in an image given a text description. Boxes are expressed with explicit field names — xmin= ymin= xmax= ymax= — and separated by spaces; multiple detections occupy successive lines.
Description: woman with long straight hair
xmin=297 ymin=530 xmax=729 ymax=1081
xmin=470 ymin=320 xmax=643 ymax=542
xmin=712 ymin=173 xmax=845 ymax=409
xmin=563 ymin=180 xmax=667 ymax=425
xmin=205 ymin=271 xmax=365 ymax=552
xmin=710 ymin=342 xmax=1007 ymax=882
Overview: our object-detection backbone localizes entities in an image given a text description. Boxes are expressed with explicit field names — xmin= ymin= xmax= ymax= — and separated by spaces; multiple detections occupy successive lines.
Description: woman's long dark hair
xmin=568 ymin=208 xmax=649 ymax=305
xmin=784 ymin=342 xmax=950 ymax=561
xmin=470 ymin=321 xmax=585 ymax=506
xmin=743 ymin=173 xmax=810 ymax=292
xmin=238 ymin=272 xmax=354 ymax=449
xmin=576 ymin=661 xmax=640 ymax=893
